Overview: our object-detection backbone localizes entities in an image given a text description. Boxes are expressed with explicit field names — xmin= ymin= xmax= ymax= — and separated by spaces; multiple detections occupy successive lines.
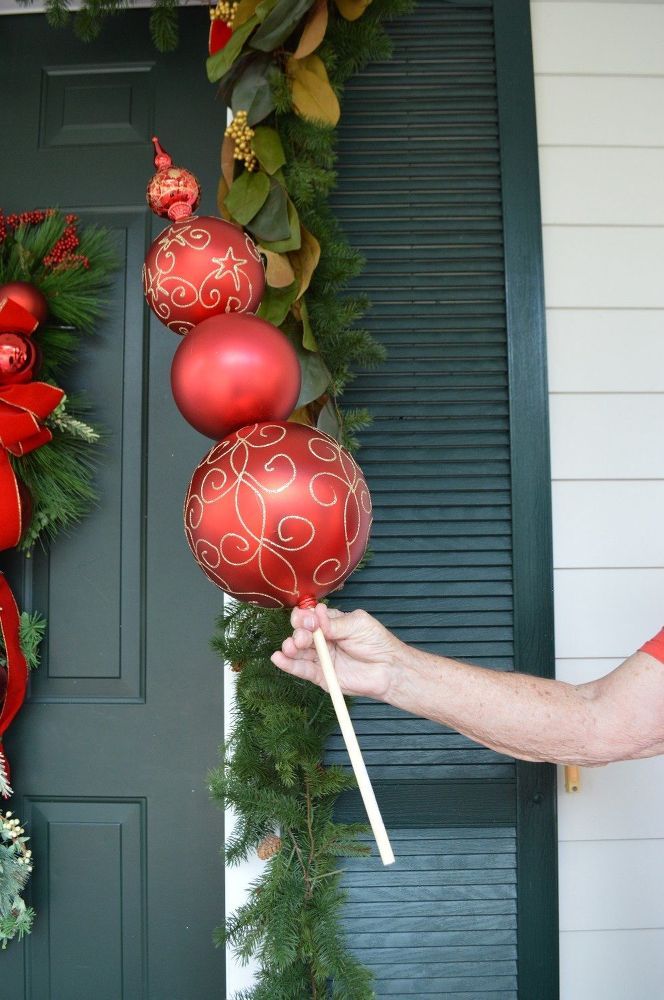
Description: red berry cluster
xmin=42 ymin=215 xmax=90 ymax=271
xmin=0 ymin=209 xmax=89 ymax=270
xmin=0 ymin=209 xmax=54 ymax=240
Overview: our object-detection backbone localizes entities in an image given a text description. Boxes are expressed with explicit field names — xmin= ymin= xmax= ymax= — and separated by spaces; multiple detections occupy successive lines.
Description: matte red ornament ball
xmin=184 ymin=422 xmax=372 ymax=608
xmin=142 ymin=216 xmax=265 ymax=335
xmin=0 ymin=332 xmax=40 ymax=385
xmin=171 ymin=313 xmax=301 ymax=439
xmin=0 ymin=281 xmax=48 ymax=326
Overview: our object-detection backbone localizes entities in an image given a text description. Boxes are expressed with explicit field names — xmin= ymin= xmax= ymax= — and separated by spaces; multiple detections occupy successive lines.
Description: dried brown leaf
xmin=293 ymin=0 xmax=328 ymax=59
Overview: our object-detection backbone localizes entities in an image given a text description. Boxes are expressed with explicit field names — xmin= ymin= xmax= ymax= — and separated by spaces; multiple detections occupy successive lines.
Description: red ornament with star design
xmin=183 ymin=421 xmax=372 ymax=608
xmin=143 ymin=137 xmax=265 ymax=334
xmin=143 ymin=216 xmax=265 ymax=335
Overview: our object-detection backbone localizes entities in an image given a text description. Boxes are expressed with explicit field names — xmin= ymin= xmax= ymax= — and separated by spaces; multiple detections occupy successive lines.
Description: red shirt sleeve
xmin=639 ymin=628 xmax=664 ymax=664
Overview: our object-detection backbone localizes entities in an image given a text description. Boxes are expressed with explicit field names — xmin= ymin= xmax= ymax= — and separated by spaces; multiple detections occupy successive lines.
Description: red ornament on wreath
xmin=143 ymin=138 xmax=265 ymax=335
xmin=0 ymin=282 xmax=48 ymax=327
xmin=0 ymin=333 xmax=39 ymax=385
xmin=184 ymin=421 xmax=372 ymax=608
xmin=171 ymin=313 xmax=301 ymax=439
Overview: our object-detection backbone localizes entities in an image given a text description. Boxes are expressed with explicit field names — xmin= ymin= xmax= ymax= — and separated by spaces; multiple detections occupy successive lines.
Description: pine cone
xmin=257 ymin=834 xmax=282 ymax=860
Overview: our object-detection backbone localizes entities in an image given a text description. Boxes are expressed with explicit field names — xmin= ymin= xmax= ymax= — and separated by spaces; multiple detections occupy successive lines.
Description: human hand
xmin=270 ymin=604 xmax=403 ymax=701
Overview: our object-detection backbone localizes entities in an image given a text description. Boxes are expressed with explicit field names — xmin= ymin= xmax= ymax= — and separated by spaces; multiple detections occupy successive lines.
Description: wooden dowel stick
xmin=564 ymin=765 xmax=581 ymax=793
xmin=312 ymin=627 xmax=395 ymax=866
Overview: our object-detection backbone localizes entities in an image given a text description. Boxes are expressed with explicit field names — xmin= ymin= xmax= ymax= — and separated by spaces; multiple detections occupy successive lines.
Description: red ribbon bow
xmin=0 ymin=379 xmax=64 ymax=794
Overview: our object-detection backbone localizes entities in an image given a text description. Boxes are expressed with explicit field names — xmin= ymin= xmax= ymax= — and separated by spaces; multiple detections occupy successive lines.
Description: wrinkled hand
xmin=270 ymin=604 xmax=402 ymax=700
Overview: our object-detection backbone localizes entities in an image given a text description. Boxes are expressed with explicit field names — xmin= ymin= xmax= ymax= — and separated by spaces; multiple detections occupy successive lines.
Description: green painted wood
xmin=340 ymin=828 xmax=517 ymax=996
xmin=493 ymin=1 xmax=560 ymax=997
xmin=0 ymin=10 xmax=226 ymax=999
xmin=330 ymin=0 xmax=557 ymax=997
xmin=336 ymin=781 xmax=516 ymax=828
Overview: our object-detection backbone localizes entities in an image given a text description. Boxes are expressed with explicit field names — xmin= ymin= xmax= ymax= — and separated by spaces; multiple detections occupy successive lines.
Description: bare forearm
xmin=386 ymin=643 xmax=626 ymax=766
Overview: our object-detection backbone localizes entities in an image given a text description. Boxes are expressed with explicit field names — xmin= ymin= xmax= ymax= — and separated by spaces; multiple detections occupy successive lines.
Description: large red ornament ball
xmin=171 ymin=313 xmax=301 ymax=439
xmin=142 ymin=216 xmax=266 ymax=335
xmin=0 ymin=281 xmax=48 ymax=326
xmin=184 ymin=422 xmax=372 ymax=608
xmin=0 ymin=332 xmax=40 ymax=385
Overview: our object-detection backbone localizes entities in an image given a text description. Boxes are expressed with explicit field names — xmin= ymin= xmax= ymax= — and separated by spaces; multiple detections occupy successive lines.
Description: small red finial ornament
xmin=146 ymin=137 xmax=201 ymax=222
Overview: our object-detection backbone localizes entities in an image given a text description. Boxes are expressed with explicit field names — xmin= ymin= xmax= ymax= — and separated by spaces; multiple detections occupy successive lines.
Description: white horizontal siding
xmin=558 ymin=755 xmax=664 ymax=842
xmin=539 ymin=148 xmax=664 ymax=225
xmin=531 ymin=3 xmax=664 ymax=74
xmin=550 ymin=395 xmax=664 ymax=480
xmin=535 ymin=76 xmax=664 ymax=146
xmin=554 ymin=569 xmax=664 ymax=658
xmin=553 ymin=482 xmax=664 ymax=567
xmin=533 ymin=2 xmax=664 ymax=995
xmin=543 ymin=228 xmax=664 ymax=307
xmin=560 ymin=929 xmax=664 ymax=1000
xmin=559 ymin=840 xmax=664 ymax=930
xmin=547 ymin=311 xmax=664 ymax=393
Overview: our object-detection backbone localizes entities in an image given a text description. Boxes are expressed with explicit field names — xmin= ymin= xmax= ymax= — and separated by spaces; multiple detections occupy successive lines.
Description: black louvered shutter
xmin=330 ymin=2 xmax=558 ymax=997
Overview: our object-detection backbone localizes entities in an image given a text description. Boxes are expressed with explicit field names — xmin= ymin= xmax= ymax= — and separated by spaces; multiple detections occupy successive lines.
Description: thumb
xmin=316 ymin=604 xmax=356 ymax=642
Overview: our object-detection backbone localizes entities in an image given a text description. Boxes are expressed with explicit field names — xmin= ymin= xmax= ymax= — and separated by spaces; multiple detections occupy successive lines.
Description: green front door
xmin=1 ymin=11 xmax=226 ymax=998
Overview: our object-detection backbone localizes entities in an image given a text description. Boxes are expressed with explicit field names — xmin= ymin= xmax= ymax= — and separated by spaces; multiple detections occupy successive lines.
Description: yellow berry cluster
xmin=225 ymin=110 xmax=258 ymax=173
xmin=1 ymin=811 xmax=33 ymax=870
xmin=210 ymin=0 xmax=238 ymax=26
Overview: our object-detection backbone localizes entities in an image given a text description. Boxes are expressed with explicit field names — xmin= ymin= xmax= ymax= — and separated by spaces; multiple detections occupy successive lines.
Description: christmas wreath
xmin=0 ymin=209 xmax=115 ymax=947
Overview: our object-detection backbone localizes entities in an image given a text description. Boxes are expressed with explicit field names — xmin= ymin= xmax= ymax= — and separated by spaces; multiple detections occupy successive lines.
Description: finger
xmin=271 ymin=651 xmax=325 ymax=689
xmin=291 ymin=607 xmax=317 ymax=631
xmin=291 ymin=627 xmax=316 ymax=651
xmin=282 ymin=635 xmax=317 ymax=660
xmin=319 ymin=604 xmax=364 ymax=642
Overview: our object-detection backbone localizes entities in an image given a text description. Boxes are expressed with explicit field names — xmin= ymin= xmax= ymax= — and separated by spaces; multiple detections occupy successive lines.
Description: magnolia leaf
xmin=262 ymin=249 xmax=295 ymax=288
xmin=216 ymin=176 xmax=234 ymax=221
xmin=231 ymin=55 xmax=275 ymax=125
xmin=207 ymin=16 xmax=258 ymax=83
xmin=246 ymin=179 xmax=290 ymax=241
xmin=257 ymin=280 xmax=299 ymax=326
xmin=250 ymin=0 xmax=316 ymax=51
xmin=289 ymin=404 xmax=315 ymax=427
xmin=289 ymin=224 xmax=320 ymax=298
xmin=233 ymin=0 xmax=261 ymax=26
xmin=252 ymin=126 xmax=286 ymax=175
xmin=317 ymin=398 xmax=341 ymax=440
xmin=255 ymin=0 xmax=280 ymax=19
xmin=260 ymin=199 xmax=302 ymax=253
xmin=293 ymin=0 xmax=328 ymax=59
xmin=288 ymin=55 xmax=340 ymax=126
xmin=291 ymin=296 xmax=316 ymax=348
xmin=220 ymin=133 xmax=235 ymax=188
xmin=334 ymin=0 xmax=372 ymax=21
xmin=289 ymin=392 xmax=326 ymax=427
xmin=298 ymin=51 xmax=327 ymax=83
xmin=224 ymin=169 xmax=271 ymax=226
xmin=299 ymin=299 xmax=317 ymax=351
xmin=216 ymin=52 xmax=253 ymax=107
xmin=294 ymin=344 xmax=331 ymax=408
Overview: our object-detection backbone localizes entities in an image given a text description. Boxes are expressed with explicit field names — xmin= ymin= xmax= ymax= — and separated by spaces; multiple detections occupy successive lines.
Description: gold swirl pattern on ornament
xmin=143 ymin=218 xmax=259 ymax=333
xmin=184 ymin=424 xmax=372 ymax=606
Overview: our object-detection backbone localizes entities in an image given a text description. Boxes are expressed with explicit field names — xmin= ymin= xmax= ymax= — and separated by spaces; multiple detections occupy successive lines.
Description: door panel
xmin=1 ymin=11 xmax=226 ymax=998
